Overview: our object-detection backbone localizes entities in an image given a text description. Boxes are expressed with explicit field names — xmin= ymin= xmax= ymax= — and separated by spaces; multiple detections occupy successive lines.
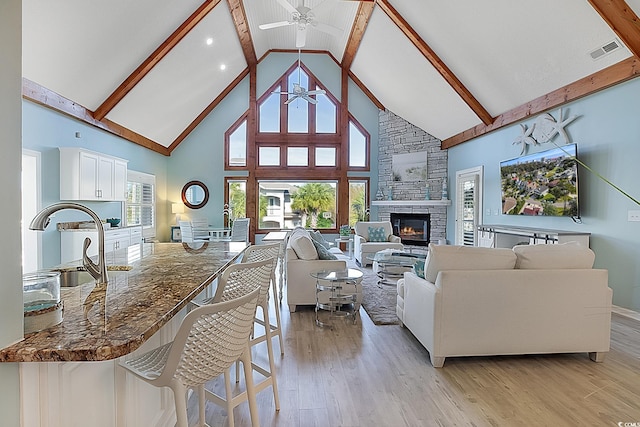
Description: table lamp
xmin=171 ymin=203 xmax=184 ymax=224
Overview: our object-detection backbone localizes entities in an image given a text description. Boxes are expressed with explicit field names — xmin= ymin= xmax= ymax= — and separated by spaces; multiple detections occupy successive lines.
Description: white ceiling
xmin=21 ymin=0 xmax=637 ymax=149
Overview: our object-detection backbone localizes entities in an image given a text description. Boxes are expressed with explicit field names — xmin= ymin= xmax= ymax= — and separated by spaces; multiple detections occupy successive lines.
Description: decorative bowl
xmin=106 ymin=218 xmax=121 ymax=227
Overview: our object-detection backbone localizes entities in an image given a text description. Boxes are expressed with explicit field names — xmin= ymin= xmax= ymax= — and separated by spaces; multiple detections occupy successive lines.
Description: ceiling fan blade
xmin=295 ymin=26 xmax=307 ymax=48
xmin=285 ymin=95 xmax=300 ymax=105
xmin=259 ymin=20 xmax=294 ymax=30
xmin=311 ymin=21 xmax=342 ymax=38
xmin=275 ymin=0 xmax=298 ymax=15
xmin=306 ymin=89 xmax=326 ymax=96
xmin=302 ymin=94 xmax=319 ymax=104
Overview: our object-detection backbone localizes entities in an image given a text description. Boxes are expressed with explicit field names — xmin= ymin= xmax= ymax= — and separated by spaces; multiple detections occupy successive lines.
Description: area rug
xmin=350 ymin=261 xmax=400 ymax=325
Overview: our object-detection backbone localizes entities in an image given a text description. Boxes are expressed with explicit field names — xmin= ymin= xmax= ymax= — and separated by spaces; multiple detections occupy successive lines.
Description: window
xmin=228 ymin=120 xmax=247 ymax=167
xmin=315 ymin=147 xmax=336 ymax=166
xmin=455 ymin=167 xmax=483 ymax=246
xmin=258 ymin=180 xmax=337 ymax=230
xmin=287 ymin=68 xmax=310 ymax=133
xmin=349 ymin=180 xmax=368 ymax=227
xmin=226 ymin=179 xmax=246 ymax=225
xmin=259 ymin=147 xmax=280 ymax=166
xmin=349 ymin=119 xmax=368 ymax=168
xmin=287 ymin=147 xmax=308 ymax=166
xmin=259 ymin=91 xmax=280 ymax=133
xmin=316 ymin=88 xmax=336 ymax=133
xmin=126 ymin=170 xmax=156 ymax=238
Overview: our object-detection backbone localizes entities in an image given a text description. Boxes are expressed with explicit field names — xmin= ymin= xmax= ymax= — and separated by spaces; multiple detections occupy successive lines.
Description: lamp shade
xmin=172 ymin=203 xmax=184 ymax=214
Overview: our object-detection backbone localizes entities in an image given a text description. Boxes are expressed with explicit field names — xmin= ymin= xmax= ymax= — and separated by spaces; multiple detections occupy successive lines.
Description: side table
xmin=310 ymin=268 xmax=363 ymax=328
xmin=334 ymin=237 xmax=353 ymax=259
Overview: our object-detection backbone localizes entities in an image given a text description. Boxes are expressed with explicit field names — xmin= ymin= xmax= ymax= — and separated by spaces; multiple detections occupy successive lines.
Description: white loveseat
xmin=354 ymin=221 xmax=403 ymax=267
xmin=397 ymin=242 xmax=612 ymax=368
xmin=285 ymin=227 xmax=362 ymax=312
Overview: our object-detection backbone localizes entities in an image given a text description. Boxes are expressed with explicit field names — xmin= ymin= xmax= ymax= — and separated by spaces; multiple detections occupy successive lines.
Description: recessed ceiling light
xmin=220 ymin=64 xmax=226 ymax=71
xmin=206 ymin=38 xmax=214 ymax=46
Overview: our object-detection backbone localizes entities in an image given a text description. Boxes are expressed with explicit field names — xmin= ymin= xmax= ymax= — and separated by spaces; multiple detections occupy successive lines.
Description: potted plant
xmin=339 ymin=225 xmax=351 ymax=240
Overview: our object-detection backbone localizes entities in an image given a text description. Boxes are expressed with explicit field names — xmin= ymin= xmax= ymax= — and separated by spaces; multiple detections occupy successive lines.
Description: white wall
xmin=0 ymin=0 xmax=25 ymax=424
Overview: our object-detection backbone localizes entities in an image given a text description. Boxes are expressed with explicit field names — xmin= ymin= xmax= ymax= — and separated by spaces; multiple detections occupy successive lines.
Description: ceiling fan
xmin=276 ymin=49 xmax=326 ymax=105
xmin=259 ymin=0 xmax=343 ymax=48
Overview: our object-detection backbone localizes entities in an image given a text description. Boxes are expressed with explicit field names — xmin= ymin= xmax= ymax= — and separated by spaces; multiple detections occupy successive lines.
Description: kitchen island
xmin=0 ymin=241 xmax=248 ymax=426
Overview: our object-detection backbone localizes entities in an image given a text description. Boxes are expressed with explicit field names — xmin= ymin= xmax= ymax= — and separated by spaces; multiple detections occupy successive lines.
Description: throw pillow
xmin=368 ymin=226 xmax=388 ymax=242
xmin=289 ymin=233 xmax=319 ymax=260
xmin=424 ymin=243 xmax=517 ymax=283
xmin=309 ymin=230 xmax=331 ymax=249
xmin=413 ymin=260 xmax=425 ymax=279
xmin=513 ymin=242 xmax=595 ymax=269
xmin=312 ymin=239 xmax=338 ymax=260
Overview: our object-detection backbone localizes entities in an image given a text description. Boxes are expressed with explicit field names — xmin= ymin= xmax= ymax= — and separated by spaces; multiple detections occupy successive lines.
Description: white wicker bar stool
xmin=242 ymin=242 xmax=284 ymax=355
xmin=119 ymin=286 xmax=261 ymax=427
xmin=200 ymin=259 xmax=280 ymax=415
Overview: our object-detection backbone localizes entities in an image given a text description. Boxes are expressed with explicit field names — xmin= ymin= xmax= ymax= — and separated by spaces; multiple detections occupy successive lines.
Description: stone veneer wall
xmin=376 ymin=110 xmax=448 ymax=244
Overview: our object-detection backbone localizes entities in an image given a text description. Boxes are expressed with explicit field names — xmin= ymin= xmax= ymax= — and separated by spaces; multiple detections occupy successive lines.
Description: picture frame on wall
xmin=392 ymin=151 xmax=428 ymax=182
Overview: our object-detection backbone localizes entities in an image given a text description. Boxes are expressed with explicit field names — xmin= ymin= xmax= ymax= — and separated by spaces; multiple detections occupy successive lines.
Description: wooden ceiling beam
xmin=93 ymin=0 xmax=222 ymax=121
xmin=442 ymin=57 xmax=640 ymax=149
xmin=376 ymin=0 xmax=493 ymax=126
xmin=226 ymin=0 xmax=257 ymax=67
xmin=23 ymin=78 xmax=170 ymax=156
xmin=348 ymin=70 xmax=384 ymax=110
xmin=168 ymin=68 xmax=250 ymax=153
xmin=588 ymin=0 xmax=640 ymax=59
xmin=342 ymin=1 xmax=375 ymax=70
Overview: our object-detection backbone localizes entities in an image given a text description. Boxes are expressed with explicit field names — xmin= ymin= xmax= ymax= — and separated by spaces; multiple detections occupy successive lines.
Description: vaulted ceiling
xmin=22 ymin=0 xmax=640 ymax=156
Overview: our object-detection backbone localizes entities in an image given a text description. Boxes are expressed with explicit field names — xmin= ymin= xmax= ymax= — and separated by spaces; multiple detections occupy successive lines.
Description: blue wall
xmin=22 ymin=101 xmax=169 ymax=267
xmin=447 ymin=78 xmax=640 ymax=311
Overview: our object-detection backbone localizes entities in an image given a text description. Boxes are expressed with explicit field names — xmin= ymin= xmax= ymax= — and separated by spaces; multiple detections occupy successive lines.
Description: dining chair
xmin=178 ymin=220 xmax=194 ymax=243
xmin=230 ymin=218 xmax=250 ymax=243
xmin=200 ymin=258 xmax=280 ymax=415
xmin=119 ymin=286 xmax=262 ymax=427
xmin=190 ymin=218 xmax=211 ymax=242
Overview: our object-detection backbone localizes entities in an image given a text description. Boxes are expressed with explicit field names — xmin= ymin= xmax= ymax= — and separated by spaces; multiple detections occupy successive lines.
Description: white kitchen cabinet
xmin=60 ymin=226 xmax=143 ymax=263
xmin=59 ymin=147 xmax=128 ymax=201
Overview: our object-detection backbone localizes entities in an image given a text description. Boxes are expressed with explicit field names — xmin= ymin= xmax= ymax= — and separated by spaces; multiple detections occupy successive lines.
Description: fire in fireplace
xmin=390 ymin=213 xmax=431 ymax=246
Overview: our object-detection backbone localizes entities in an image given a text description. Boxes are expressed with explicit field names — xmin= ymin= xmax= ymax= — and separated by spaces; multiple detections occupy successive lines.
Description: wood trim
xmin=168 ymin=68 xmax=249 ymax=153
xmin=348 ymin=70 xmax=384 ymax=110
xmin=226 ymin=0 xmax=257 ymax=67
xmin=376 ymin=0 xmax=493 ymax=126
xmin=442 ymin=57 xmax=640 ymax=149
xmin=22 ymin=78 xmax=170 ymax=156
xmin=93 ymin=0 xmax=222 ymax=121
xmin=261 ymin=49 xmax=340 ymax=67
xmin=342 ymin=2 xmax=375 ymax=70
xmin=588 ymin=0 xmax=640 ymax=59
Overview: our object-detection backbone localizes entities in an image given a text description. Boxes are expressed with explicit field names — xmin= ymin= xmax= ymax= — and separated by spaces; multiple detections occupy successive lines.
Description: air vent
xmin=589 ymin=39 xmax=621 ymax=60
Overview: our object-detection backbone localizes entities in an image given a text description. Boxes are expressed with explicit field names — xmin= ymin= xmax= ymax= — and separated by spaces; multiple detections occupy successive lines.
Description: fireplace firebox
xmin=390 ymin=213 xmax=431 ymax=246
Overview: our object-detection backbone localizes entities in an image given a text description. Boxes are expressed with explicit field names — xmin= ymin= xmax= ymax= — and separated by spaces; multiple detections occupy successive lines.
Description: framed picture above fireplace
xmin=392 ymin=151 xmax=428 ymax=182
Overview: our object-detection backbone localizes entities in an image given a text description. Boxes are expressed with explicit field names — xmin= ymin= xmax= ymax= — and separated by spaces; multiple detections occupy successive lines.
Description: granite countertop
xmin=0 ymin=241 xmax=248 ymax=363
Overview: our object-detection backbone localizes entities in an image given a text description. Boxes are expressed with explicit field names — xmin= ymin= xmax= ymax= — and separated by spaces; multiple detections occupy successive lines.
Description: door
xmin=455 ymin=166 xmax=483 ymax=246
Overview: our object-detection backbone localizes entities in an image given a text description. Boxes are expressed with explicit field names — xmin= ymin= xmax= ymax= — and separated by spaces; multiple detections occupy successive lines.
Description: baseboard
xmin=612 ymin=305 xmax=640 ymax=322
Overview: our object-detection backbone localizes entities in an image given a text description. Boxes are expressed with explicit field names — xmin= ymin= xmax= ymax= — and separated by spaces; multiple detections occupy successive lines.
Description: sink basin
xmin=58 ymin=270 xmax=96 ymax=287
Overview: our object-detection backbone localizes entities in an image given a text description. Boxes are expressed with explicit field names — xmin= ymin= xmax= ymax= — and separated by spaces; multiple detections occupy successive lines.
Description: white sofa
xmin=398 ymin=243 xmax=612 ymax=368
xmin=285 ymin=227 xmax=362 ymax=312
xmin=354 ymin=221 xmax=403 ymax=267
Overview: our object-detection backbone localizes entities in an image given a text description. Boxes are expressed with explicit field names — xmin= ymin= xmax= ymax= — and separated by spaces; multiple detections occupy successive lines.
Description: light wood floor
xmin=190 ymin=297 xmax=640 ymax=426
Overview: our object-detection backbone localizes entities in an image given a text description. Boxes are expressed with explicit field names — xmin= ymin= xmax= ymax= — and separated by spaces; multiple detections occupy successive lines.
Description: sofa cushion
xmin=368 ymin=226 xmax=388 ymax=242
xmin=413 ymin=260 xmax=426 ymax=279
xmin=309 ymin=230 xmax=331 ymax=249
xmin=513 ymin=242 xmax=595 ymax=269
xmin=312 ymin=239 xmax=338 ymax=260
xmin=289 ymin=232 xmax=319 ymax=260
xmin=424 ymin=243 xmax=517 ymax=283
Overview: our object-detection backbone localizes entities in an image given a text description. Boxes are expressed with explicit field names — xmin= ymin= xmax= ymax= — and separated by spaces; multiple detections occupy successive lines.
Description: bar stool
xmin=200 ymin=258 xmax=280 ymax=416
xmin=242 ymin=242 xmax=284 ymax=355
xmin=119 ymin=286 xmax=261 ymax=427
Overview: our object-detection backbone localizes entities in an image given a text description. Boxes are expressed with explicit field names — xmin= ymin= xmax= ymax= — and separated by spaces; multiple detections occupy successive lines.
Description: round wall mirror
xmin=181 ymin=180 xmax=209 ymax=209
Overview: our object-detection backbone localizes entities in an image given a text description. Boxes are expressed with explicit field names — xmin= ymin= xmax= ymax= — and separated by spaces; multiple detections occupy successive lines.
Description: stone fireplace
xmin=391 ymin=213 xmax=431 ymax=246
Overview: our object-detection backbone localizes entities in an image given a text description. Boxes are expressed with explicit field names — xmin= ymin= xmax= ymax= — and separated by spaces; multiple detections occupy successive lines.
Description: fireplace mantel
xmin=371 ymin=200 xmax=451 ymax=207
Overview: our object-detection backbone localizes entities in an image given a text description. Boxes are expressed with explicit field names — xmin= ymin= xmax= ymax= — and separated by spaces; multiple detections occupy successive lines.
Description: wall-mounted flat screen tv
xmin=500 ymin=143 xmax=579 ymax=216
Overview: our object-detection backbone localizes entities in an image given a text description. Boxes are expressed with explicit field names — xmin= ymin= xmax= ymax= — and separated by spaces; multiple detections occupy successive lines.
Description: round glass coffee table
xmin=367 ymin=251 xmax=426 ymax=286
xmin=310 ymin=268 xmax=363 ymax=328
